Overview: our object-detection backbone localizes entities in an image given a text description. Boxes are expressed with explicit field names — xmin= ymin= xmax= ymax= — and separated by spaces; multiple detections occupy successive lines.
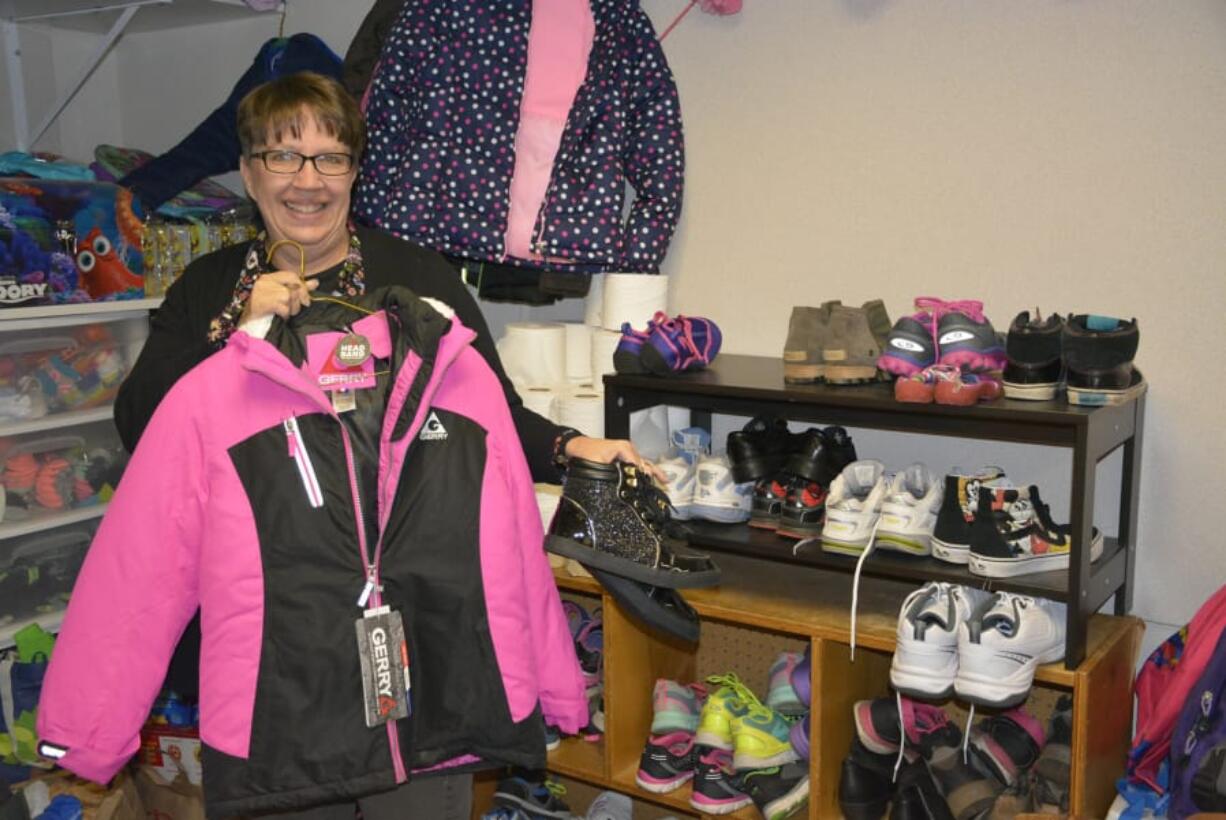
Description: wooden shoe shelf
xmin=509 ymin=555 xmax=1142 ymax=819
xmin=602 ymin=353 xmax=1146 ymax=671
xmin=474 ymin=354 xmax=1147 ymax=819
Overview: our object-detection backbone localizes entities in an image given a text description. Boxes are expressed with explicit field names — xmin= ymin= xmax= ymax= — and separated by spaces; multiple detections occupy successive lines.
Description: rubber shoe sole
xmin=968 ymin=530 xmax=1102 ymax=578
xmin=1003 ymin=379 xmax=1060 ymax=401
xmin=1066 ymin=369 xmax=1146 ymax=406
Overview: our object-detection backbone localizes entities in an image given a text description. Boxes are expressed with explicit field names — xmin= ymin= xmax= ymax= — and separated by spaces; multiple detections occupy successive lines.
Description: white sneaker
xmin=670 ymin=426 xmax=711 ymax=461
xmin=821 ymin=460 xmax=888 ymax=556
xmin=657 ymin=452 xmax=697 ymax=520
xmin=890 ymin=582 xmax=993 ymax=699
xmin=691 ymin=453 xmax=753 ymax=523
xmin=955 ymin=592 xmax=1067 ymax=707
xmin=586 ymin=789 xmax=633 ymax=820
xmin=875 ymin=463 xmax=943 ymax=556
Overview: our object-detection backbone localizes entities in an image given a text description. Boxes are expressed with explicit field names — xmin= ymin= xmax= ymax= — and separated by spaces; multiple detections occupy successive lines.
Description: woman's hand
xmin=564 ymin=435 xmax=667 ymax=484
xmin=240 ymin=271 xmax=320 ymax=324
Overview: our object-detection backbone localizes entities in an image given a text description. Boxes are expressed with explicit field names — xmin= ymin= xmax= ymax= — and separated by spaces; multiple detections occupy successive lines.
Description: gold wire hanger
xmin=265 ymin=238 xmax=390 ymax=378
xmin=265 ymin=238 xmax=374 ymax=315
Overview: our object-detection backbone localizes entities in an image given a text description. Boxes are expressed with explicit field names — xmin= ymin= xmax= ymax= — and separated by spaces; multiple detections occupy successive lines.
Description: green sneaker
xmin=732 ymin=700 xmax=801 ymax=770
xmin=694 ymin=673 xmax=759 ymax=751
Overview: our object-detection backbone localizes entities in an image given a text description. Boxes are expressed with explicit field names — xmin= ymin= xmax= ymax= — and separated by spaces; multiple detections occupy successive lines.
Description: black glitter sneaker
xmin=1002 ymin=310 xmax=1065 ymax=401
xmin=547 ymin=459 xmax=721 ymax=589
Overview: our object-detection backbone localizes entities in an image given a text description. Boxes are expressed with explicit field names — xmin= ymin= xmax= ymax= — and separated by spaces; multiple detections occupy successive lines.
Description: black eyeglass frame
xmin=247 ymin=150 xmax=356 ymax=176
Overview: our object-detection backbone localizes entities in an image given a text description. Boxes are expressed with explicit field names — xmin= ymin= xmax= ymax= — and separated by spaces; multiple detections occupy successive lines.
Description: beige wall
xmin=3 ymin=0 xmax=1221 ymax=633
xmin=652 ymin=0 xmax=1226 ymax=629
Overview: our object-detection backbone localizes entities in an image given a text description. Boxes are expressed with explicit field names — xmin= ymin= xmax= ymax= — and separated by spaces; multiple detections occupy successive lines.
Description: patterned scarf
xmin=208 ymin=224 xmax=365 ymax=346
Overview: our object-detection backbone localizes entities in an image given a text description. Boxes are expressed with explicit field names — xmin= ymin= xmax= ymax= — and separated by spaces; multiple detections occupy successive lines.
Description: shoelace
xmin=622 ymin=464 xmax=675 ymax=536
xmin=705 ymin=672 xmax=763 ymax=711
xmin=656 ymin=315 xmax=713 ymax=370
xmin=620 ymin=310 xmax=670 ymax=341
xmin=540 ymin=779 xmax=567 ymax=802
xmin=847 ymin=513 xmax=887 ymax=662
xmin=891 ymin=695 xmax=956 ymax=780
xmin=913 ymin=296 xmax=987 ymax=351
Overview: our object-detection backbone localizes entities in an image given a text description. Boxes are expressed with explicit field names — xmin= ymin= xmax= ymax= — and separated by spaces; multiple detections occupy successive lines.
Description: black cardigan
xmin=114 ymin=225 xmax=565 ymax=482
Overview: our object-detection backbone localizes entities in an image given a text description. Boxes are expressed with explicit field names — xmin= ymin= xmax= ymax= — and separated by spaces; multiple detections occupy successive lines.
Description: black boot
xmin=726 ymin=415 xmax=804 ymax=483
xmin=547 ymin=459 xmax=721 ymax=589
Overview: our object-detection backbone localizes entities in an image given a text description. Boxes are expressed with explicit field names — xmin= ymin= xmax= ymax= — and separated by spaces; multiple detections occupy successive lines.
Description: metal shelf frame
xmin=1 ymin=0 xmax=281 ymax=151
xmin=602 ymin=353 xmax=1146 ymax=670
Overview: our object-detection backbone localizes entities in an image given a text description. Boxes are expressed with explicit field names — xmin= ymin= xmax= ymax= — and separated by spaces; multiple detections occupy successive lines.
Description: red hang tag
xmin=306 ymin=332 xmax=376 ymax=392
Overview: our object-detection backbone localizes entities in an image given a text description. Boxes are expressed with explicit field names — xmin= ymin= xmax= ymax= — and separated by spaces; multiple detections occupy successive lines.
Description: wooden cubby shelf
xmin=476 ymin=354 xmax=1147 ymax=819
xmin=534 ymin=555 xmax=1142 ymax=819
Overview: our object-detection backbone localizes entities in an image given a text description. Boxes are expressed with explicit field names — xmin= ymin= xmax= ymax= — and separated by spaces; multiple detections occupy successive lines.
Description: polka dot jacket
xmin=353 ymin=0 xmax=685 ymax=274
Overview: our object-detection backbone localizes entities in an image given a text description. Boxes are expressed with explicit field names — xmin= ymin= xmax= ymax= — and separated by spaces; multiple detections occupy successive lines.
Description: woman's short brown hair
xmin=237 ymin=71 xmax=366 ymax=159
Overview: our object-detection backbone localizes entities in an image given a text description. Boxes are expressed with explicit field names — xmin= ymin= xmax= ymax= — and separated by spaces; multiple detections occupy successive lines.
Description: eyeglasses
xmin=248 ymin=150 xmax=355 ymax=176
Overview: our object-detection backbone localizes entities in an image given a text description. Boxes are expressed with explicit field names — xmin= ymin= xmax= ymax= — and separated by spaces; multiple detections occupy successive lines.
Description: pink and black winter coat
xmin=353 ymin=0 xmax=685 ymax=273
xmin=37 ymin=287 xmax=588 ymax=817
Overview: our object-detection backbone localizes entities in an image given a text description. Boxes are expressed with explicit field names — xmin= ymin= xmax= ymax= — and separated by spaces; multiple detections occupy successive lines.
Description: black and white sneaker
xmin=742 ymin=762 xmax=810 ymax=820
xmin=635 ymin=732 xmax=697 ymax=794
xmin=1063 ymin=314 xmax=1147 ymax=406
xmin=690 ymin=746 xmax=752 ymax=814
xmin=967 ymin=485 xmax=1102 ymax=578
xmin=1003 ymin=310 xmax=1065 ymax=400
xmin=929 ymin=466 xmax=1008 ymax=565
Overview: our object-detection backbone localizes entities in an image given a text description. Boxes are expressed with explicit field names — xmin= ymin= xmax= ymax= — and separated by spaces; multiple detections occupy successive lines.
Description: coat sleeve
xmin=496 ymin=399 xmax=588 ymax=734
xmin=619 ymin=9 xmax=686 ymax=274
xmin=37 ymin=381 xmax=208 ymax=783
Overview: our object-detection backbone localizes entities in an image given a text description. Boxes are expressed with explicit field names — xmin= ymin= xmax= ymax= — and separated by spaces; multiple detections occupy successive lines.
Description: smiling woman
xmin=236 ymin=72 xmax=364 ymax=280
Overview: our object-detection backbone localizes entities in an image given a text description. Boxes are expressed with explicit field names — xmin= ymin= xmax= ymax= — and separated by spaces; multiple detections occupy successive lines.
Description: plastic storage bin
xmin=0 ymin=326 xmax=129 ymax=422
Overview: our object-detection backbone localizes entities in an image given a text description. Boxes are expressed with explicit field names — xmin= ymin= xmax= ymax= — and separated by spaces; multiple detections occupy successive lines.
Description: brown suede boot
xmin=782 ymin=301 xmax=841 ymax=384
xmin=822 ymin=300 xmax=892 ymax=384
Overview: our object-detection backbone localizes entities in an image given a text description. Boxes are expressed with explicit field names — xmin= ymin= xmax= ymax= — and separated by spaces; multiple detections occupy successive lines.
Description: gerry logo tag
xmin=419 ymin=411 xmax=448 ymax=441
xmin=370 ymin=626 xmax=394 ymax=704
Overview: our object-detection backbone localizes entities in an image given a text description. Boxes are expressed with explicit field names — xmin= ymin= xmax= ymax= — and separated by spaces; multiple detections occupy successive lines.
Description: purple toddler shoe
xmin=642 ymin=315 xmax=722 ymax=376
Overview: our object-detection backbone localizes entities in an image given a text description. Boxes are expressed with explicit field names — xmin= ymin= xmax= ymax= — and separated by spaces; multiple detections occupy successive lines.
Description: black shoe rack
xmin=602 ymin=354 xmax=1146 ymax=670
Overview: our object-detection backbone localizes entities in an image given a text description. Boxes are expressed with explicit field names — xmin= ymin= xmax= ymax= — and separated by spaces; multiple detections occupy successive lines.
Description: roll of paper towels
xmin=602 ymin=273 xmax=669 ymax=332
xmin=495 ymin=322 xmax=566 ymax=388
xmin=563 ymin=323 xmax=593 ymax=383
xmin=590 ymin=329 xmax=622 ymax=386
xmin=555 ymin=386 xmax=605 ymax=438
xmin=584 ymin=273 xmax=605 ymax=326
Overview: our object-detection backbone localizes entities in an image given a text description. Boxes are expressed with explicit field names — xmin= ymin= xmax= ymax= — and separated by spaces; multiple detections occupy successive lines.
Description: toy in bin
xmin=0 ymin=528 xmax=92 ymax=627
xmin=0 ymin=435 xmax=127 ymax=522
xmin=0 ymin=326 xmax=128 ymax=423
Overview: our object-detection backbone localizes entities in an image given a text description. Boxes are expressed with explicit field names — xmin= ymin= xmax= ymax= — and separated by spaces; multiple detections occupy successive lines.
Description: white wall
xmin=646 ymin=0 xmax=1226 ymax=634
xmin=0 ymin=21 xmax=123 ymax=159
xmin=3 ymin=1 xmax=1220 ymax=639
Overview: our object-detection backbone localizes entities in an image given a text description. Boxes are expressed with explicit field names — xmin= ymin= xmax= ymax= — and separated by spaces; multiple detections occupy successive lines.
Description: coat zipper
xmin=284 ymin=417 xmax=324 ymax=508
xmin=336 ymin=424 xmax=407 ymax=784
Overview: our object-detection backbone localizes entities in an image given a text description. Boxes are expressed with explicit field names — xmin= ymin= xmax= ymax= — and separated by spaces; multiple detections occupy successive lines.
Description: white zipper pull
xmin=285 ymin=416 xmax=325 ymax=508
xmin=357 ymin=565 xmax=379 ymax=608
